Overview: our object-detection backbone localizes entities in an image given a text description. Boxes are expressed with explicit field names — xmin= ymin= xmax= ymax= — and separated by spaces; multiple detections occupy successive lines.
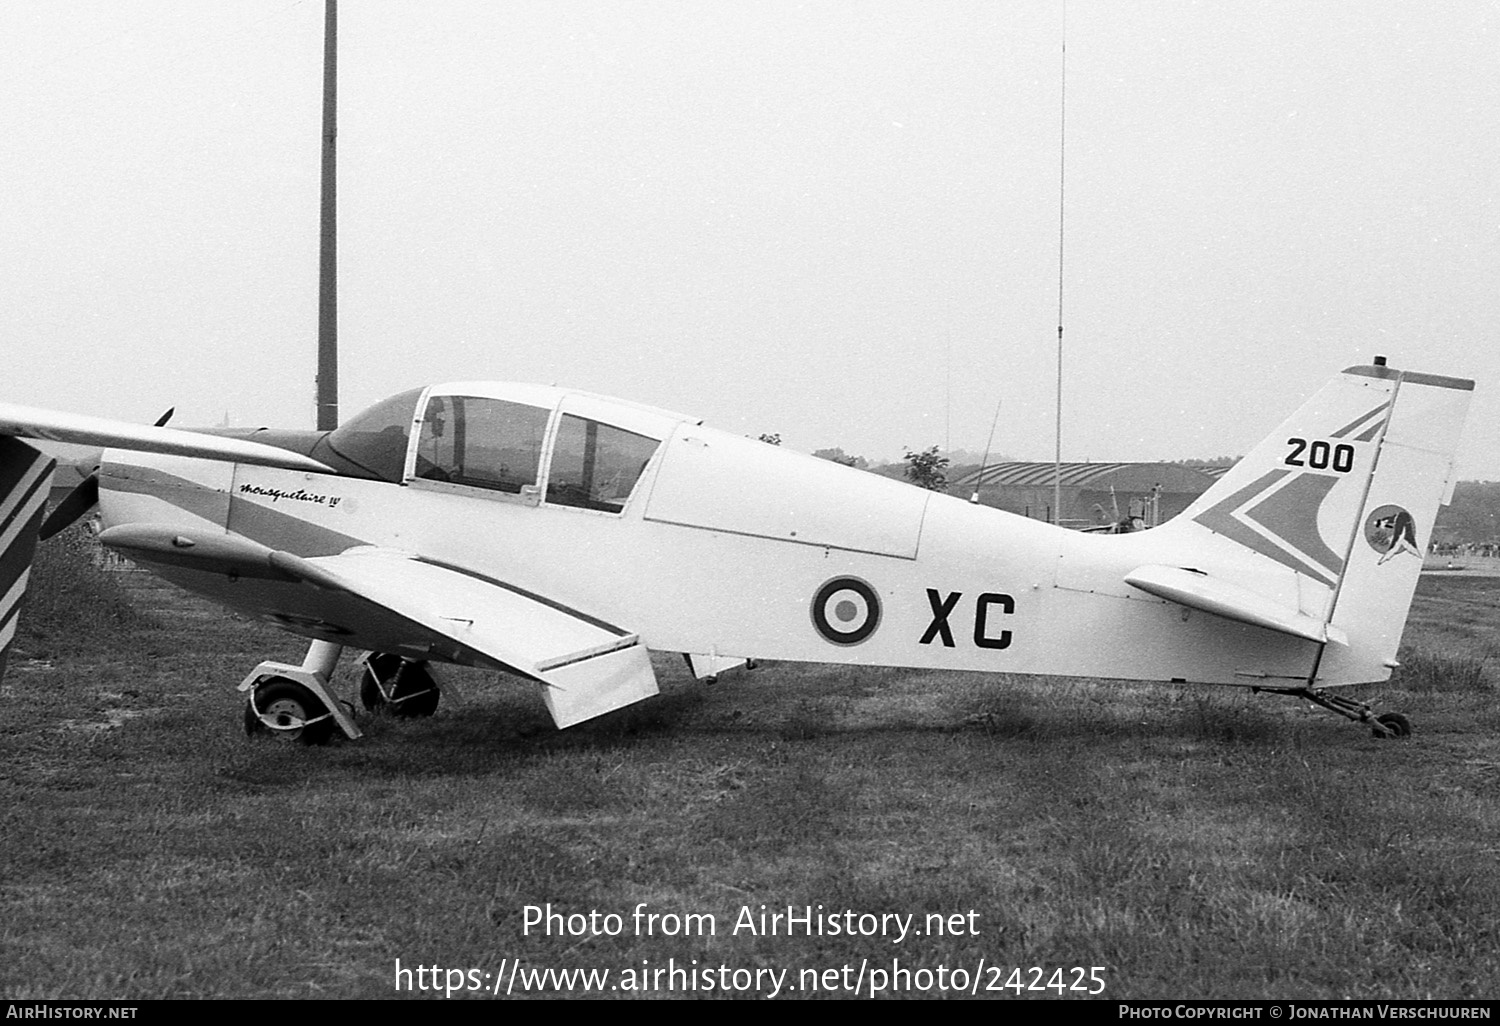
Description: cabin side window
xmin=546 ymin=414 xmax=658 ymax=513
xmin=415 ymin=395 xmax=550 ymax=494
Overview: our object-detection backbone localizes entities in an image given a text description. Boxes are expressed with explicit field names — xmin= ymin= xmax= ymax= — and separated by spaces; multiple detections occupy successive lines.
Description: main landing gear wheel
xmin=359 ymin=654 xmax=440 ymax=718
xmin=1374 ymin=711 xmax=1413 ymax=739
xmin=243 ymin=678 xmax=336 ymax=746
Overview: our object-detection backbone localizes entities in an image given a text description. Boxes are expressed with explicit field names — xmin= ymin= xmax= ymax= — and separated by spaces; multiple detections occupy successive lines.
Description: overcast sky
xmin=3 ymin=1 xmax=1496 ymax=476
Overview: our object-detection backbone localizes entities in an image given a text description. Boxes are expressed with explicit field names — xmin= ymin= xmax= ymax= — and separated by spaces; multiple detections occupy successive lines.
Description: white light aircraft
xmin=0 ymin=358 xmax=1472 ymax=743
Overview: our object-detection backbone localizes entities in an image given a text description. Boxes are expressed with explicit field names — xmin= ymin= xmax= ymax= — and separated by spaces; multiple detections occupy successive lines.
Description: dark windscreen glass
xmin=322 ymin=388 xmax=423 ymax=482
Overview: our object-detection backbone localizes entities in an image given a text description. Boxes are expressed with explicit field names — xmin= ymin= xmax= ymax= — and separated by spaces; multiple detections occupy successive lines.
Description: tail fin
xmin=0 ymin=438 xmax=57 ymax=682
xmin=1164 ymin=363 xmax=1473 ymax=685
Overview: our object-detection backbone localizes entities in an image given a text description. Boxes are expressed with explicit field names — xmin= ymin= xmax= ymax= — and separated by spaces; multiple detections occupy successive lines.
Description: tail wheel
xmin=1374 ymin=711 xmax=1413 ymax=739
xmin=245 ymin=678 xmax=336 ymax=745
xmin=360 ymin=654 xmax=440 ymax=718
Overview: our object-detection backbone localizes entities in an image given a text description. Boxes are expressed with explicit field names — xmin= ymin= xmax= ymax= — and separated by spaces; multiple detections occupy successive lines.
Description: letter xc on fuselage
xmin=919 ymin=589 xmax=1014 ymax=650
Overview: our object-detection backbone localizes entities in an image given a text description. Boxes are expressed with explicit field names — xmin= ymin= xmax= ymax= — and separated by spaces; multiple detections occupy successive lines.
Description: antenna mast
xmin=316 ymin=0 xmax=339 ymax=430
xmin=1052 ymin=6 xmax=1066 ymax=526
xmin=970 ymin=397 xmax=1004 ymax=504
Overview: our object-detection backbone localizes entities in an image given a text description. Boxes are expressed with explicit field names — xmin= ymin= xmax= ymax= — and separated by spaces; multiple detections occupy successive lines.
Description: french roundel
xmin=811 ymin=577 xmax=881 ymax=646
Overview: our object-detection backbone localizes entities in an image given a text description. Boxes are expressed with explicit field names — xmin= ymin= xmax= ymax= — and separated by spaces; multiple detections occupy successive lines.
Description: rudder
xmin=1319 ymin=366 xmax=1473 ymax=684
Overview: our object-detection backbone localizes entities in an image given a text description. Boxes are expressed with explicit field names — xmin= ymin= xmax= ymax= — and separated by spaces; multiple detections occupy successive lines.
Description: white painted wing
xmin=286 ymin=547 xmax=659 ymax=728
xmin=0 ymin=402 xmax=330 ymax=472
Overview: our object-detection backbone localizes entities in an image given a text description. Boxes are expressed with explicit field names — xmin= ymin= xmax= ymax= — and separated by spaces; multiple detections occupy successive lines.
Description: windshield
xmin=322 ymin=388 xmax=423 ymax=482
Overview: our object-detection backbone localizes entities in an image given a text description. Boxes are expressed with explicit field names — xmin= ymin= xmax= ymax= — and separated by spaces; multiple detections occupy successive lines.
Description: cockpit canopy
xmin=321 ymin=383 xmax=687 ymax=514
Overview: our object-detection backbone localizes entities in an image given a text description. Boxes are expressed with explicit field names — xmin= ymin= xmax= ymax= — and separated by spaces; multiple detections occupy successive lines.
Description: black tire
xmin=243 ymin=698 xmax=264 ymax=737
xmin=360 ymin=655 xmax=440 ymax=718
xmin=359 ymin=653 xmax=403 ymax=711
xmin=250 ymin=678 xmax=336 ymax=745
xmin=358 ymin=672 xmax=383 ymax=713
xmin=1374 ymin=711 xmax=1413 ymax=739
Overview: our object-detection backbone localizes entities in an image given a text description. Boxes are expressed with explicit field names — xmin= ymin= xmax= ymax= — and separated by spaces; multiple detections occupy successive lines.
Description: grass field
xmin=2 ymin=533 xmax=1498 ymax=999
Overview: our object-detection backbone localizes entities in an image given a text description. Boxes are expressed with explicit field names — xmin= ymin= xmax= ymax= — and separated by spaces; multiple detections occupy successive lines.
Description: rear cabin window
xmin=546 ymin=415 xmax=658 ymax=513
xmin=415 ymin=396 xmax=549 ymax=494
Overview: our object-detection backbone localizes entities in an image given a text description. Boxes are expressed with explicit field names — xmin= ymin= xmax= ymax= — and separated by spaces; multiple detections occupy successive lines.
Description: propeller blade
xmin=38 ymin=473 xmax=100 ymax=541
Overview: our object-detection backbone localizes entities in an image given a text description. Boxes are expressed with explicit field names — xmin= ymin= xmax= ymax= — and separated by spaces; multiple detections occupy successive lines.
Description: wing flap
xmin=1125 ymin=563 xmax=1348 ymax=646
xmin=539 ymin=644 xmax=658 ymax=728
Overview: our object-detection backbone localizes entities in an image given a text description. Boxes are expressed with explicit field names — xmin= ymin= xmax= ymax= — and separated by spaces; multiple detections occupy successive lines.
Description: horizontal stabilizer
xmin=1125 ymin=564 xmax=1348 ymax=646
xmin=0 ymin=402 xmax=331 ymax=472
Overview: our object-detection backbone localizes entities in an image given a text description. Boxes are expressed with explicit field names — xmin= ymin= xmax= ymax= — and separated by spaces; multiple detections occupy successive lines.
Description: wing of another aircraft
xmin=97 ymin=526 xmax=659 ymax=728
xmin=0 ymin=402 xmax=331 ymax=472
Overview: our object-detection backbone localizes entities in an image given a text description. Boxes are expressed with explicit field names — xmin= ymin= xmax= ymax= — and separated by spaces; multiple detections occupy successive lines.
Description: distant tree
xmin=756 ymin=433 xmax=782 ymax=446
xmin=812 ymin=447 xmax=865 ymax=468
xmin=903 ymin=446 xmax=949 ymax=490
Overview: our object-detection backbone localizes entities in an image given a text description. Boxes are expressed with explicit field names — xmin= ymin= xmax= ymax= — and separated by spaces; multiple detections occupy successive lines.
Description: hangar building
xmin=949 ymin=462 xmax=1228 ymax=529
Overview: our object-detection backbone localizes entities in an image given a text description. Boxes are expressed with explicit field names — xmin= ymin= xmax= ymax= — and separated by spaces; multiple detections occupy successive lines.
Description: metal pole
xmin=1053 ymin=10 xmax=1066 ymax=526
xmin=316 ymin=0 xmax=339 ymax=430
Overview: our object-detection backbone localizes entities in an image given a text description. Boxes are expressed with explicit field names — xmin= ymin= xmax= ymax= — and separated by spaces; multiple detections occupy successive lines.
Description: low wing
xmin=98 ymin=526 xmax=658 ymax=727
xmin=1125 ymin=563 xmax=1349 ymax=647
xmin=0 ymin=402 xmax=330 ymax=472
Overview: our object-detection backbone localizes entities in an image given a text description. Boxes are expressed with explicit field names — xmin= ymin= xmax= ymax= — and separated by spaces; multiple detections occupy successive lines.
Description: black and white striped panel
xmin=0 ymin=438 xmax=57 ymax=682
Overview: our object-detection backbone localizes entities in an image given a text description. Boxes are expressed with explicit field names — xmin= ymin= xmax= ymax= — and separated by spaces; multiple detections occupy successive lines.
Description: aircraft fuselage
xmin=96 ymin=380 xmax=1329 ymax=690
